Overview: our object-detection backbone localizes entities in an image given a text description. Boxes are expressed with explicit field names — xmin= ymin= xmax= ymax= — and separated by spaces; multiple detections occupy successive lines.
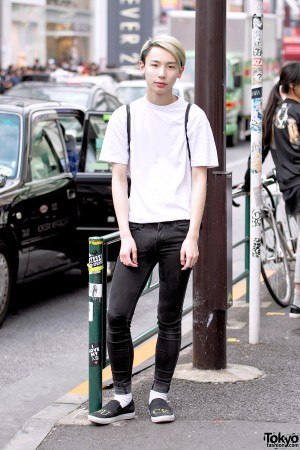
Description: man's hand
xmin=119 ymin=235 xmax=138 ymax=268
xmin=180 ymin=236 xmax=199 ymax=270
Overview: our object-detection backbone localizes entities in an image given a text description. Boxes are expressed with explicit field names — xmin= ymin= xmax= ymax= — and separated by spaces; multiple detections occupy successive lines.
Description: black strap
xmin=126 ymin=104 xmax=131 ymax=154
xmin=185 ymin=103 xmax=192 ymax=161
xmin=126 ymin=102 xmax=192 ymax=160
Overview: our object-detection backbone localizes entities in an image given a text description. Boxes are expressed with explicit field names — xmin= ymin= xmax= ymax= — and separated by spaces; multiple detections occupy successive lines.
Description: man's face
xmin=139 ymin=46 xmax=184 ymax=96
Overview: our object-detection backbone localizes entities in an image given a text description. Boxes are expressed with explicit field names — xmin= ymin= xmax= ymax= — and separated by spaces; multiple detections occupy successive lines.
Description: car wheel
xmin=0 ymin=240 xmax=13 ymax=327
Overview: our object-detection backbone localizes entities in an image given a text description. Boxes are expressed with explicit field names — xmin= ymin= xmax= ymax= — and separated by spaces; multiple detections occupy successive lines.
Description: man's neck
xmin=146 ymin=92 xmax=178 ymax=106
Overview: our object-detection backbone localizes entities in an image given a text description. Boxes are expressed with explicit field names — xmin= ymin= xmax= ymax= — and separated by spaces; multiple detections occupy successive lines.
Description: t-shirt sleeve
xmin=99 ymin=105 xmax=129 ymax=164
xmin=188 ymin=105 xmax=219 ymax=168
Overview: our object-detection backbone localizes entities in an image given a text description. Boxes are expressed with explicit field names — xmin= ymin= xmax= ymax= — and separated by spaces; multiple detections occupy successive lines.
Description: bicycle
xmin=260 ymin=169 xmax=298 ymax=307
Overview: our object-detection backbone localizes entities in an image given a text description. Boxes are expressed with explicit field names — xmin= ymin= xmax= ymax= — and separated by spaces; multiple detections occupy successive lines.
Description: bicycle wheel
xmin=261 ymin=212 xmax=292 ymax=307
xmin=261 ymin=183 xmax=277 ymax=254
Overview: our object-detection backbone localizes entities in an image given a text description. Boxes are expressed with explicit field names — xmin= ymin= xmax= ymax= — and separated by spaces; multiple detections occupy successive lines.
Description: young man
xmin=88 ymin=35 xmax=218 ymax=425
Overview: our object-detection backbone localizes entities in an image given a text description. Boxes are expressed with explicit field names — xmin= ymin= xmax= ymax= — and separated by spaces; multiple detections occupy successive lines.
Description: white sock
xmin=149 ymin=389 xmax=168 ymax=405
xmin=294 ymin=289 xmax=300 ymax=307
xmin=114 ymin=393 xmax=132 ymax=408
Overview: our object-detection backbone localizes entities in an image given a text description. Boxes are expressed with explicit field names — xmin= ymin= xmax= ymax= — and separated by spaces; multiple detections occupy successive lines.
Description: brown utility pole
xmin=193 ymin=0 xmax=232 ymax=370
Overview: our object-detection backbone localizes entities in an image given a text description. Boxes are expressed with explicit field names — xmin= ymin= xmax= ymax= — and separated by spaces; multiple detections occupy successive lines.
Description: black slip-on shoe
xmin=289 ymin=304 xmax=300 ymax=319
xmin=148 ymin=398 xmax=175 ymax=423
xmin=88 ymin=399 xmax=135 ymax=425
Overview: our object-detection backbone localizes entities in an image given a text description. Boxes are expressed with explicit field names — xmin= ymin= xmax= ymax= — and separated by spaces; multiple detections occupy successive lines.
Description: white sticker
xmin=253 ymin=186 xmax=262 ymax=208
xmin=89 ymin=283 xmax=102 ymax=298
xmin=89 ymin=302 xmax=93 ymax=322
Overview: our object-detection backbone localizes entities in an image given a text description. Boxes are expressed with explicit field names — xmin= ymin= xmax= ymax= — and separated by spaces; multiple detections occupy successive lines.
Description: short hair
xmin=140 ymin=35 xmax=186 ymax=68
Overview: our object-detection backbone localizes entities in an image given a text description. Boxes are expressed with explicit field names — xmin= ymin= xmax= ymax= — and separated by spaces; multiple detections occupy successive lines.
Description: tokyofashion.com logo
xmin=264 ymin=432 xmax=300 ymax=448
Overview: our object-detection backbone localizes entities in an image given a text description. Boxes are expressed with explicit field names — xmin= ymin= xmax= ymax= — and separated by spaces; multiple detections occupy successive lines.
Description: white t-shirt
xmin=100 ymin=96 xmax=218 ymax=223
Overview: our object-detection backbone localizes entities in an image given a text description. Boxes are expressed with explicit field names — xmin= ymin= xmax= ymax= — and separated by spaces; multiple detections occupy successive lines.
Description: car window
xmin=93 ymin=91 xmax=108 ymax=111
xmin=45 ymin=87 xmax=90 ymax=107
xmin=58 ymin=115 xmax=83 ymax=150
xmin=8 ymin=85 xmax=91 ymax=108
xmin=84 ymin=114 xmax=112 ymax=173
xmin=92 ymin=91 xmax=121 ymax=112
xmin=106 ymin=94 xmax=122 ymax=112
xmin=183 ymin=89 xmax=193 ymax=103
xmin=116 ymin=86 xmax=147 ymax=104
xmin=30 ymin=120 xmax=65 ymax=180
xmin=0 ymin=113 xmax=20 ymax=179
xmin=57 ymin=115 xmax=83 ymax=176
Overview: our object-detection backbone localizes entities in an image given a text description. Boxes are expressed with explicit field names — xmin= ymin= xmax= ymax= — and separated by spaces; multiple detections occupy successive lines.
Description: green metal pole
xmin=88 ymin=237 xmax=103 ymax=414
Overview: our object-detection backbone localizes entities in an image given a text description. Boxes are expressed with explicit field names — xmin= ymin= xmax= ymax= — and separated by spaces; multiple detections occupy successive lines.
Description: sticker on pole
xmin=89 ymin=301 xmax=93 ymax=321
xmin=89 ymin=342 xmax=101 ymax=367
xmin=88 ymin=251 xmax=103 ymax=273
xmin=89 ymin=283 xmax=102 ymax=299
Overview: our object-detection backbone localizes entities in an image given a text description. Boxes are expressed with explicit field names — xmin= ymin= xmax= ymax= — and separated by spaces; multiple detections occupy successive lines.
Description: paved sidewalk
xmin=5 ymin=287 xmax=300 ymax=450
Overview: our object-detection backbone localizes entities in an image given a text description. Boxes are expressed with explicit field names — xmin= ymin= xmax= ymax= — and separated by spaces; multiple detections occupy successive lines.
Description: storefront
xmin=1 ymin=0 xmax=93 ymax=70
xmin=46 ymin=0 xmax=92 ymax=67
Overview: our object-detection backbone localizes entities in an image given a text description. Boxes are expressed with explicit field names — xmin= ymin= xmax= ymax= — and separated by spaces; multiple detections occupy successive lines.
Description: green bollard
xmin=88 ymin=237 xmax=103 ymax=414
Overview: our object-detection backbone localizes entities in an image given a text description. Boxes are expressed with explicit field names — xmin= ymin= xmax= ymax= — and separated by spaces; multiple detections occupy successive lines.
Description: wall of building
xmin=1 ymin=0 xmax=95 ymax=70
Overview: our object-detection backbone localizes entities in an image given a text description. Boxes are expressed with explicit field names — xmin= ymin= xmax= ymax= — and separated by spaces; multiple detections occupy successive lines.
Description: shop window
xmin=47 ymin=0 xmax=91 ymax=9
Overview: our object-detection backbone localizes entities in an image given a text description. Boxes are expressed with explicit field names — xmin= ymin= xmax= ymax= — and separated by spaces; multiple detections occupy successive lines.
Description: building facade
xmin=0 ymin=0 xmax=98 ymax=69
xmin=0 ymin=0 xmax=286 ymax=71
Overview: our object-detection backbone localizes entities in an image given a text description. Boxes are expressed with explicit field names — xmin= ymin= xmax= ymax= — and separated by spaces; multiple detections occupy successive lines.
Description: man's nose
xmin=158 ymin=66 xmax=166 ymax=78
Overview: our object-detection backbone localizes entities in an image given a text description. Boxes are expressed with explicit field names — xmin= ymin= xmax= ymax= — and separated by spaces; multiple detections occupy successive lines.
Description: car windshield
xmin=8 ymin=86 xmax=91 ymax=107
xmin=85 ymin=114 xmax=112 ymax=173
xmin=116 ymin=86 xmax=147 ymax=104
xmin=0 ymin=113 xmax=21 ymax=179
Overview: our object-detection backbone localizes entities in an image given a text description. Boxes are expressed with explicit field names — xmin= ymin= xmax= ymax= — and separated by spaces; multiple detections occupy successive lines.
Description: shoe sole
xmin=150 ymin=414 xmax=175 ymax=423
xmin=88 ymin=412 xmax=135 ymax=425
xmin=289 ymin=312 xmax=300 ymax=318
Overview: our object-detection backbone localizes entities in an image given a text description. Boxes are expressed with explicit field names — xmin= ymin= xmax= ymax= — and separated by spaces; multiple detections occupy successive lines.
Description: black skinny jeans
xmin=107 ymin=220 xmax=192 ymax=395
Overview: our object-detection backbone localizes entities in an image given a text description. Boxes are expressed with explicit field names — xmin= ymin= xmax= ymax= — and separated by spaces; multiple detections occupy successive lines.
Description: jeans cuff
xmin=113 ymin=381 xmax=132 ymax=395
xmin=152 ymin=380 xmax=170 ymax=394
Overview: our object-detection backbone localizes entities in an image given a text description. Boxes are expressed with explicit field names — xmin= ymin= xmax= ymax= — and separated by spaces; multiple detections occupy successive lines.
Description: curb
xmin=3 ymin=393 xmax=88 ymax=450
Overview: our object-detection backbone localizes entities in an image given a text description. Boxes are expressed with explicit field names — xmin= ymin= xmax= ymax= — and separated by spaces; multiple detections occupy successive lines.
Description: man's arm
xmin=112 ymin=163 xmax=138 ymax=267
xmin=180 ymin=166 xmax=207 ymax=270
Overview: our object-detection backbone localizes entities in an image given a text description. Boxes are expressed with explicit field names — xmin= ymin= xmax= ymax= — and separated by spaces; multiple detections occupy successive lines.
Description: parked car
xmin=65 ymin=75 xmax=118 ymax=95
xmin=116 ymin=79 xmax=195 ymax=104
xmin=0 ymin=96 xmax=118 ymax=327
xmin=4 ymin=81 xmax=122 ymax=111
xmin=98 ymin=68 xmax=144 ymax=83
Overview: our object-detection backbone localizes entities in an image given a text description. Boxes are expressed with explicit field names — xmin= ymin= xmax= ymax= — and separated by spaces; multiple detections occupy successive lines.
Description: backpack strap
xmin=126 ymin=103 xmax=131 ymax=154
xmin=185 ymin=103 xmax=192 ymax=161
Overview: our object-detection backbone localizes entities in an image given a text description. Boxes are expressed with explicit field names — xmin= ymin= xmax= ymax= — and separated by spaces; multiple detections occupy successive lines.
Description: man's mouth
xmin=155 ymin=82 xmax=166 ymax=88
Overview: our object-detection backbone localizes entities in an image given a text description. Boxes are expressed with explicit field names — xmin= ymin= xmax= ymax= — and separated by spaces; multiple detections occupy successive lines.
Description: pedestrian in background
xmin=88 ymin=35 xmax=218 ymax=425
xmin=242 ymin=61 xmax=300 ymax=319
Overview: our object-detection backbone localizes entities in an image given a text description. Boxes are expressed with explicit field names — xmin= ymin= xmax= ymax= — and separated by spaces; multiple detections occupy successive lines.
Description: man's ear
xmin=139 ymin=61 xmax=145 ymax=73
xmin=177 ymin=65 xmax=184 ymax=79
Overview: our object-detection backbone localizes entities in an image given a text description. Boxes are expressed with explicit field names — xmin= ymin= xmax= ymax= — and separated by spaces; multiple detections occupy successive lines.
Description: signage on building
xmin=107 ymin=0 xmax=153 ymax=68
xmin=160 ymin=0 xmax=179 ymax=9
xmin=283 ymin=27 xmax=300 ymax=61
